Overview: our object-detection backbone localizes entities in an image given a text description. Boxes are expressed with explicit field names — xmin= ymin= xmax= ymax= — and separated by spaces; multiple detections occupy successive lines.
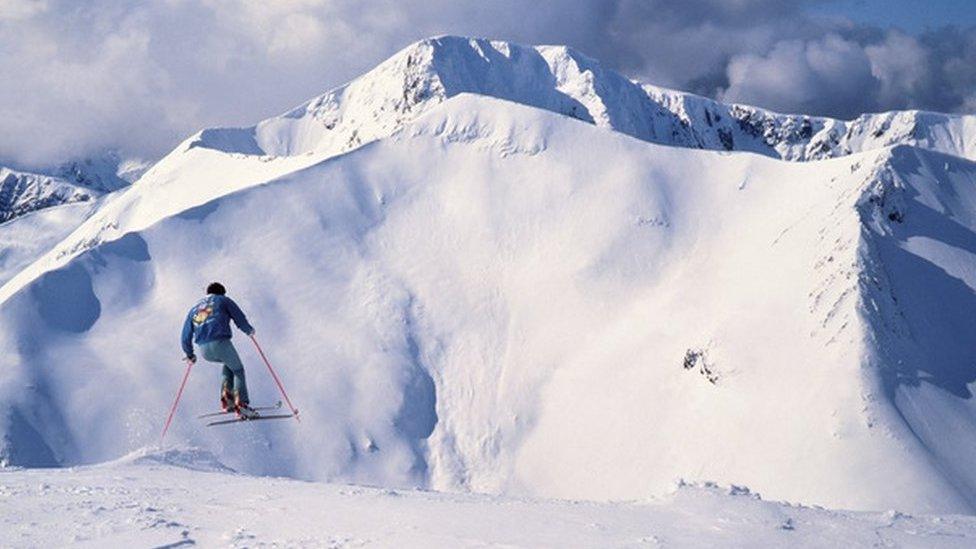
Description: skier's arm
xmin=181 ymin=314 xmax=195 ymax=360
xmin=224 ymin=297 xmax=255 ymax=335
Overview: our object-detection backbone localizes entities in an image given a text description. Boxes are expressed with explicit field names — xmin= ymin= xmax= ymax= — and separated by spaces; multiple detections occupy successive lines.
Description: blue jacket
xmin=181 ymin=294 xmax=254 ymax=358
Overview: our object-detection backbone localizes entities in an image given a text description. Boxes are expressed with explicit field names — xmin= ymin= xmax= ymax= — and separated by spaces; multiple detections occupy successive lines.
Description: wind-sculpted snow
xmin=4 ymin=96 xmax=976 ymax=515
xmin=852 ymin=146 xmax=976 ymax=508
xmin=112 ymin=446 xmax=235 ymax=473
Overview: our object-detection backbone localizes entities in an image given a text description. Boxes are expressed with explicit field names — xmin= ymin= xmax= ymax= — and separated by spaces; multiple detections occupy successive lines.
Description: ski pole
xmin=249 ymin=334 xmax=301 ymax=422
xmin=160 ymin=357 xmax=195 ymax=445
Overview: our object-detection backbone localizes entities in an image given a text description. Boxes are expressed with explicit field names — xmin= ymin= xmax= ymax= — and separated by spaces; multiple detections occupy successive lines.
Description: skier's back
xmin=181 ymin=282 xmax=258 ymax=418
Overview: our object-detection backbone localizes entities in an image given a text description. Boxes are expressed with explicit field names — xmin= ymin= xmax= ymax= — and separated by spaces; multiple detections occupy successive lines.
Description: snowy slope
xmin=4 ymin=94 xmax=976 ymax=516
xmin=0 ymin=200 xmax=99 ymax=287
xmin=4 ymin=447 xmax=975 ymax=548
xmin=0 ymin=139 xmax=327 ymax=304
xmin=857 ymin=145 xmax=976 ymax=508
xmin=0 ymin=36 xmax=971 ymax=294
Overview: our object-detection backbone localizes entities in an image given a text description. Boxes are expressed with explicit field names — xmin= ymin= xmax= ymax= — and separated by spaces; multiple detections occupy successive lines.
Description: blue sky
xmin=813 ymin=0 xmax=976 ymax=31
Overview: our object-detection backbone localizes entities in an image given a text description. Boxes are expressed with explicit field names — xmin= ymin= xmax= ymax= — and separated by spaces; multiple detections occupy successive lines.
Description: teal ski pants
xmin=199 ymin=338 xmax=250 ymax=405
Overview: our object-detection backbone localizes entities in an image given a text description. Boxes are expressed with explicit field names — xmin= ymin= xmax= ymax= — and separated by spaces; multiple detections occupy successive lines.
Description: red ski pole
xmin=249 ymin=334 xmax=300 ymax=422
xmin=160 ymin=358 xmax=195 ymax=445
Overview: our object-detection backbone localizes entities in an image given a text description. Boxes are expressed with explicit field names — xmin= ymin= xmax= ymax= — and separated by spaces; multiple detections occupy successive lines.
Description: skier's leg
xmin=201 ymin=341 xmax=234 ymax=411
xmin=219 ymin=340 xmax=250 ymax=406
xmin=220 ymin=365 xmax=235 ymax=411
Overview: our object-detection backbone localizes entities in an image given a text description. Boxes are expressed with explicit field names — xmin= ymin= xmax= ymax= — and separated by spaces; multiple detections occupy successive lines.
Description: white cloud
xmin=721 ymin=34 xmax=878 ymax=116
xmin=0 ymin=0 xmax=47 ymax=21
xmin=865 ymin=31 xmax=930 ymax=109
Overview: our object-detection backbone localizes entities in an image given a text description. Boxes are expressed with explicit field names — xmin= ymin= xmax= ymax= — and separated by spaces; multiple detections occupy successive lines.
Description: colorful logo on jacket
xmin=192 ymin=300 xmax=214 ymax=326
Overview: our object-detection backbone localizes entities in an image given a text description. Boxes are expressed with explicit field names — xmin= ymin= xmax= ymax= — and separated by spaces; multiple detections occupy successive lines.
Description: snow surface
xmin=3 ymin=447 xmax=976 ymax=548
xmin=0 ymin=200 xmax=98 ymax=286
xmin=4 ymin=35 xmax=976 ymax=542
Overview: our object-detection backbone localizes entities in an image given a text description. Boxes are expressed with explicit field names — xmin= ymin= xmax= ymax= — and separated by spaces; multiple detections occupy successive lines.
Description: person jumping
xmin=181 ymin=282 xmax=259 ymax=419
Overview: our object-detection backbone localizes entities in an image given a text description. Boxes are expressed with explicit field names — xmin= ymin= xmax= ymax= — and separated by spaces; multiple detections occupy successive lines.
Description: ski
xmin=197 ymin=401 xmax=282 ymax=419
xmin=207 ymin=414 xmax=294 ymax=427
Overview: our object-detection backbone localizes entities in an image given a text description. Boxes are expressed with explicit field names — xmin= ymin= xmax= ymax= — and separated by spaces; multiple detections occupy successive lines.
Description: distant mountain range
xmin=0 ymin=152 xmax=147 ymax=223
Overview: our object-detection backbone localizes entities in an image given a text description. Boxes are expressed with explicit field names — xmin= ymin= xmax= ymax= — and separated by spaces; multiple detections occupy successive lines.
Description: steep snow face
xmin=854 ymin=145 xmax=976 ymax=508
xmin=0 ymin=138 xmax=328 ymax=304
xmin=2 ymin=96 xmax=975 ymax=513
xmin=196 ymin=36 xmax=976 ymax=163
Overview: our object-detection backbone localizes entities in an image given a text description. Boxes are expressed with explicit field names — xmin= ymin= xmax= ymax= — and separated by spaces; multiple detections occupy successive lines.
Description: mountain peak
xmin=181 ymin=36 xmax=974 ymax=165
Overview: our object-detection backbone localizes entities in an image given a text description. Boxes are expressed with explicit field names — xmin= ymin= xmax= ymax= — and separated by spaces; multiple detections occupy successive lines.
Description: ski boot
xmin=235 ymin=395 xmax=260 ymax=420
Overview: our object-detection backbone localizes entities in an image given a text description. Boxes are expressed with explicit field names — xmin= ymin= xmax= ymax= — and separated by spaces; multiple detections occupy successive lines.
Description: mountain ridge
xmin=191 ymin=35 xmax=975 ymax=164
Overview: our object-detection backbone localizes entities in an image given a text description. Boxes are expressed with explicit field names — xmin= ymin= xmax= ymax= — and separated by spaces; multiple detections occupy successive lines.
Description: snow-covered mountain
xmin=2 ymin=36 xmax=976 ymax=523
xmin=197 ymin=36 xmax=976 ymax=162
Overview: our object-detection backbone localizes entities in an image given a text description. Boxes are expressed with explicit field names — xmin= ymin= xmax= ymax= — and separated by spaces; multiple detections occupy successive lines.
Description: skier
xmin=181 ymin=282 xmax=259 ymax=419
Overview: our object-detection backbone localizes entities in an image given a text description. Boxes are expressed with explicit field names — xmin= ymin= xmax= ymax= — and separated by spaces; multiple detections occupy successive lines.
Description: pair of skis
xmin=160 ymin=335 xmax=301 ymax=444
xmin=197 ymin=400 xmax=297 ymax=427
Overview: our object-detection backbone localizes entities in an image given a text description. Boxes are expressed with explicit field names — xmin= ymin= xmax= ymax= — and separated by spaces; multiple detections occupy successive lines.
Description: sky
xmin=811 ymin=0 xmax=976 ymax=32
xmin=1 ymin=0 xmax=975 ymax=169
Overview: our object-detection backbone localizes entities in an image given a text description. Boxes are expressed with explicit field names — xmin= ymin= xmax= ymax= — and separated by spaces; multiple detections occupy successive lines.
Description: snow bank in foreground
xmin=107 ymin=446 xmax=234 ymax=473
xmin=2 ymin=459 xmax=975 ymax=548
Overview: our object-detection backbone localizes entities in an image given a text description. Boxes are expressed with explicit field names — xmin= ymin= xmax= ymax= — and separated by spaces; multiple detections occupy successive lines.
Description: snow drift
xmin=7 ymin=454 xmax=976 ymax=547
xmin=2 ymin=37 xmax=976 ymax=516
